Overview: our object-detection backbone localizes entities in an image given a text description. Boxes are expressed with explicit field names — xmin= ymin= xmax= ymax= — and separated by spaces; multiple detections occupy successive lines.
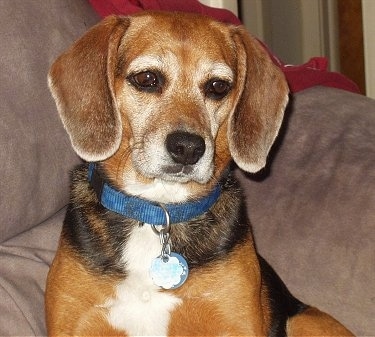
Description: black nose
xmin=166 ymin=131 xmax=206 ymax=165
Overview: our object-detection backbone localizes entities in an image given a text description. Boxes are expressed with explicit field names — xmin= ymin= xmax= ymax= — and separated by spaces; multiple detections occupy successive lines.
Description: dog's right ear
xmin=48 ymin=16 xmax=129 ymax=162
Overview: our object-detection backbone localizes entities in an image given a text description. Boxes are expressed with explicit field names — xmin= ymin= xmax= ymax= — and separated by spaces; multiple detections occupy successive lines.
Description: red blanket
xmin=89 ymin=0 xmax=360 ymax=94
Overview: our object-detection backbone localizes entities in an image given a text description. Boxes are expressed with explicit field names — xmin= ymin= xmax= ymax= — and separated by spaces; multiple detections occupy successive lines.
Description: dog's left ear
xmin=228 ymin=27 xmax=289 ymax=173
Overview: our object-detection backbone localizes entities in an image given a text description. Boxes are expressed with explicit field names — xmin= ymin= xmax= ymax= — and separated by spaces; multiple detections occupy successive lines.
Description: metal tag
xmin=150 ymin=252 xmax=189 ymax=289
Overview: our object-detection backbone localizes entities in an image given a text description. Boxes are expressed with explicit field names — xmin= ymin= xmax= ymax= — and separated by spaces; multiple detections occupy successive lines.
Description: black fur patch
xmin=171 ymin=174 xmax=250 ymax=268
xmin=63 ymin=164 xmax=249 ymax=274
xmin=62 ymin=165 xmax=135 ymax=276
xmin=258 ymin=255 xmax=307 ymax=337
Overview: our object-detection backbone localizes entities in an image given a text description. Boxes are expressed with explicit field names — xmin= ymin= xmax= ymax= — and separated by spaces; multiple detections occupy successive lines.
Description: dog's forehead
xmin=122 ymin=12 xmax=235 ymax=65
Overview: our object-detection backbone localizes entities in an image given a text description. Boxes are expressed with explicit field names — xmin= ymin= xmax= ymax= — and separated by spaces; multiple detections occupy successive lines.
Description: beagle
xmin=46 ymin=11 xmax=354 ymax=336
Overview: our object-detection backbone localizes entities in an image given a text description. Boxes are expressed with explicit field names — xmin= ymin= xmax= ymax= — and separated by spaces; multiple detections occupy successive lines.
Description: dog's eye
xmin=205 ymin=79 xmax=231 ymax=100
xmin=128 ymin=71 xmax=162 ymax=93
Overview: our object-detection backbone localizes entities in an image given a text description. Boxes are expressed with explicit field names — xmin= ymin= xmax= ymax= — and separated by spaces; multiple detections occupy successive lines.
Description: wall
xmin=241 ymin=0 xmax=375 ymax=98
xmin=262 ymin=0 xmax=303 ymax=65
xmin=241 ymin=0 xmax=339 ymax=69
xmin=199 ymin=0 xmax=238 ymax=16
xmin=201 ymin=0 xmax=374 ymax=99
xmin=362 ymin=0 xmax=375 ymax=98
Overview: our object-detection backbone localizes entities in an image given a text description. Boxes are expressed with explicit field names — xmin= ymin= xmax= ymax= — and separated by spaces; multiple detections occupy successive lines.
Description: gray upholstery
xmin=0 ymin=1 xmax=374 ymax=335
xmin=238 ymin=87 xmax=375 ymax=335
xmin=0 ymin=0 xmax=99 ymax=242
xmin=0 ymin=1 xmax=98 ymax=335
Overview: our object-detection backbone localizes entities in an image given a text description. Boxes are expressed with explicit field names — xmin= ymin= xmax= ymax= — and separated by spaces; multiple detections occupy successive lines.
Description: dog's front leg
xmin=168 ymin=240 xmax=268 ymax=336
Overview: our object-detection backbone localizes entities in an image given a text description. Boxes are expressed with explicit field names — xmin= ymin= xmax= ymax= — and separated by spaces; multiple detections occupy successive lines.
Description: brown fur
xmin=46 ymin=11 xmax=354 ymax=337
xmin=287 ymin=308 xmax=354 ymax=336
xmin=46 ymin=244 xmax=121 ymax=335
xmin=170 ymin=240 xmax=267 ymax=336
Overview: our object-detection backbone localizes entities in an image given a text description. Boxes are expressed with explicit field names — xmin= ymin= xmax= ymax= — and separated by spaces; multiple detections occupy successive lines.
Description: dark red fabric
xmin=88 ymin=0 xmax=360 ymax=94
xmin=283 ymin=58 xmax=360 ymax=93
xmin=88 ymin=0 xmax=241 ymax=24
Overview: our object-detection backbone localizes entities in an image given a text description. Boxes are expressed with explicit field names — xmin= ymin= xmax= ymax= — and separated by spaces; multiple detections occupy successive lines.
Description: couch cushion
xmin=238 ymin=86 xmax=375 ymax=335
xmin=0 ymin=208 xmax=64 ymax=336
xmin=0 ymin=0 xmax=99 ymax=242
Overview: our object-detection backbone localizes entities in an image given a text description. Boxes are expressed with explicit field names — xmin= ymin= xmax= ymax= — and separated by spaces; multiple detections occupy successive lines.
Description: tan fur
xmin=45 ymin=241 xmax=122 ymax=336
xmin=170 ymin=238 xmax=268 ymax=336
xmin=287 ymin=307 xmax=354 ymax=336
xmin=46 ymin=11 xmax=354 ymax=337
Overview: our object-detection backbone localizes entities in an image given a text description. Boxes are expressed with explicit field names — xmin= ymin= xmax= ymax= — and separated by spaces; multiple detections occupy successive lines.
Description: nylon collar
xmin=87 ymin=163 xmax=221 ymax=225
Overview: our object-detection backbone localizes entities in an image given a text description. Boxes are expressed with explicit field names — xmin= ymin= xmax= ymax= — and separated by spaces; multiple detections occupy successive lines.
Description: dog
xmin=46 ymin=11 xmax=354 ymax=336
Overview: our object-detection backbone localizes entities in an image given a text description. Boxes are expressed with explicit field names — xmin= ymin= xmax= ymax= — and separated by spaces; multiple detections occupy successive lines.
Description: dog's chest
xmin=104 ymin=225 xmax=182 ymax=336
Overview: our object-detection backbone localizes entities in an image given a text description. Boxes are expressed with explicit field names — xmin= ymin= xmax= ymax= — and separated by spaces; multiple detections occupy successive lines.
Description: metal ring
xmin=151 ymin=203 xmax=171 ymax=235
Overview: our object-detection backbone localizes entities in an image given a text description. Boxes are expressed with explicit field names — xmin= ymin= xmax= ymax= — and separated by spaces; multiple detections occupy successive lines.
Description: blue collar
xmin=88 ymin=163 xmax=221 ymax=226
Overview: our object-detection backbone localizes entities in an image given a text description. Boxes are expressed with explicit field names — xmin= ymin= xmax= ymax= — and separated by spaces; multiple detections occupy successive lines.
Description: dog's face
xmin=49 ymin=12 xmax=288 ymax=203
xmin=115 ymin=14 xmax=236 ymax=188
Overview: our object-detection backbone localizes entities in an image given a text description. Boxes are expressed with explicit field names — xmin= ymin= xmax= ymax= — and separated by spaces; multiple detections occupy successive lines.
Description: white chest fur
xmin=105 ymin=225 xmax=182 ymax=336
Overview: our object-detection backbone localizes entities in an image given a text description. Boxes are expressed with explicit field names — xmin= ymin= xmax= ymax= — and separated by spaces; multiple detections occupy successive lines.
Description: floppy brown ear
xmin=229 ymin=27 xmax=289 ymax=173
xmin=48 ymin=16 xmax=129 ymax=162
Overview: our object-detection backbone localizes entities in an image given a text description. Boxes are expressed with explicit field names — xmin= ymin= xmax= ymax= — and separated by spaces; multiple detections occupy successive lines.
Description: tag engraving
xmin=150 ymin=252 xmax=189 ymax=289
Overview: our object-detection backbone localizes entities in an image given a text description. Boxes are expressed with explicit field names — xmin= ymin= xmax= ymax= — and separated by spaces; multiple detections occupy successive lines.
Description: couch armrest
xmin=0 ymin=0 xmax=99 ymax=242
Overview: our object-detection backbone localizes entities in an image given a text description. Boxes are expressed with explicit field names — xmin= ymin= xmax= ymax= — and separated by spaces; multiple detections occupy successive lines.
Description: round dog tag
xmin=150 ymin=252 xmax=189 ymax=289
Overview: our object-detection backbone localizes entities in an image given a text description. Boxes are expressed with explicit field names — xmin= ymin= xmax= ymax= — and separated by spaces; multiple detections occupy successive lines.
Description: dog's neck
xmin=88 ymin=163 xmax=222 ymax=225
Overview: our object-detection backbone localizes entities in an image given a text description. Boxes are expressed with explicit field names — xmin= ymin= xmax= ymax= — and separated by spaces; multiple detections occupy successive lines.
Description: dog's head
xmin=49 ymin=12 xmax=288 ymax=202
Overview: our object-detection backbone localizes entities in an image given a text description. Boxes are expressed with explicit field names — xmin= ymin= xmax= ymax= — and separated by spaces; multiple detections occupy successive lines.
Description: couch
xmin=0 ymin=1 xmax=374 ymax=336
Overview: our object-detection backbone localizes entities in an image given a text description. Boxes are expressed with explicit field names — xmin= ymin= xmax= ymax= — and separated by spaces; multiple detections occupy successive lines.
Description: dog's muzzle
xmin=133 ymin=129 xmax=213 ymax=184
